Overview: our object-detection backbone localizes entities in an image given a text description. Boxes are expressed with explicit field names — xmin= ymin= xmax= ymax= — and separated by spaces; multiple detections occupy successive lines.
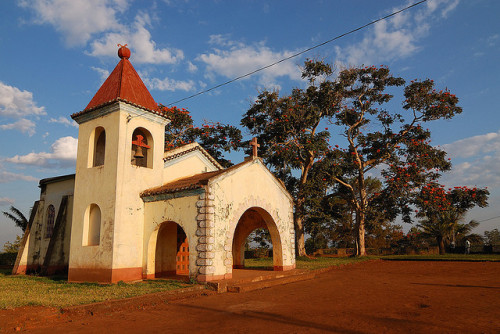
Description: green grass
xmin=245 ymin=253 xmax=500 ymax=271
xmin=0 ymin=270 xmax=193 ymax=309
xmin=382 ymin=253 xmax=500 ymax=262
xmin=245 ymin=256 xmax=377 ymax=270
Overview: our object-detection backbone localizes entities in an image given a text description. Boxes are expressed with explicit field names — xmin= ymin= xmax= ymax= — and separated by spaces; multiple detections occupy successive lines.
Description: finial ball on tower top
xmin=117 ymin=44 xmax=130 ymax=59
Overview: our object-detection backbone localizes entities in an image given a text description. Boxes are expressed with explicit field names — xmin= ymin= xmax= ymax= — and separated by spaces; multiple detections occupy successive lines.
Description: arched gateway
xmin=231 ymin=207 xmax=283 ymax=270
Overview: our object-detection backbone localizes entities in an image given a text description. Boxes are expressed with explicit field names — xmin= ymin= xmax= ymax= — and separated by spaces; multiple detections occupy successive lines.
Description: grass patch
xmin=382 ymin=253 xmax=500 ymax=262
xmin=0 ymin=271 xmax=193 ymax=309
xmin=245 ymin=256 xmax=377 ymax=270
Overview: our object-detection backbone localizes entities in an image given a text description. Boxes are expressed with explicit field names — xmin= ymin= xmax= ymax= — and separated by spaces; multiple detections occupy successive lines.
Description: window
xmin=131 ymin=128 xmax=153 ymax=168
xmin=89 ymin=127 xmax=106 ymax=167
xmin=83 ymin=204 xmax=101 ymax=246
xmin=45 ymin=205 xmax=55 ymax=238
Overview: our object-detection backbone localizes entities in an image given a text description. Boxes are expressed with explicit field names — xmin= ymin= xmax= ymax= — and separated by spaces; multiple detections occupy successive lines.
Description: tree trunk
xmin=356 ymin=211 xmax=367 ymax=256
xmin=294 ymin=215 xmax=307 ymax=257
xmin=437 ymin=236 xmax=445 ymax=255
xmin=355 ymin=170 xmax=367 ymax=257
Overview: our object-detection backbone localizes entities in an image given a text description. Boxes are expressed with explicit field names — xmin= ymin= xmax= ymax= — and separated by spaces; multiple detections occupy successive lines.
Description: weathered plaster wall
xmin=69 ymin=110 xmax=120 ymax=272
xmin=143 ymin=195 xmax=199 ymax=278
xmin=22 ymin=178 xmax=74 ymax=271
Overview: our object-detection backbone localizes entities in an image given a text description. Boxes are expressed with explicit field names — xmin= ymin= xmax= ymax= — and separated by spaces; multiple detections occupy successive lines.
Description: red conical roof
xmin=76 ymin=45 xmax=160 ymax=116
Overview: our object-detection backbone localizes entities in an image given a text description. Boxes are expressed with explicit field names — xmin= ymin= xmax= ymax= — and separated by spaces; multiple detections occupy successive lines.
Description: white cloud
xmin=441 ymin=129 xmax=500 ymax=188
xmin=88 ymin=13 xmax=184 ymax=64
xmin=19 ymin=0 xmax=127 ymax=46
xmin=0 ymin=119 xmax=36 ymax=136
xmin=91 ymin=66 xmax=110 ymax=84
xmin=20 ymin=1 xmax=182 ymax=65
xmin=0 ymin=82 xmax=46 ymax=119
xmin=443 ymin=130 xmax=500 ymax=159
xmin=0 ymin=170 xmax=38 ymax=184
xmin=48 ymin=116 xmax=79 ymax=128
xmin=425 ymin=0 xmax=459 ymax=18
xmin=144 ymin=77 xmax=195 ymax=92
xmin=197 ymin=38 xmax=301 ymax=86
xmin=187 ymin=61 xmax=198 ymax=73
xmin=335 ymin=0 xmax=459 ymax=66
xmin=442 ymin=155 xmax=500 ymax=188
xmin=0 ymin=197 xmax=15 ymax=206
xmin=6 ymin=136 xmax=77 ymax=168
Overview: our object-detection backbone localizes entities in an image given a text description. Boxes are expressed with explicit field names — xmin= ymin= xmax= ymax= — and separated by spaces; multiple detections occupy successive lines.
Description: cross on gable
xmin=250 ymin=137 xmax=260 ymax=158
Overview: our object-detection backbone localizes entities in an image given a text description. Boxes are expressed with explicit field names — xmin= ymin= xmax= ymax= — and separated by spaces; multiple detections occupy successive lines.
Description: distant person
xmin=465 ymin=239 xmax=471 ymax=254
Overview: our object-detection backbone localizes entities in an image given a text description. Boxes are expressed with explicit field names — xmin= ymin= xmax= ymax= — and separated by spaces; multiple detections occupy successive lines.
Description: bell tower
xmin=68 ymin=45 xmax=170 ymax=283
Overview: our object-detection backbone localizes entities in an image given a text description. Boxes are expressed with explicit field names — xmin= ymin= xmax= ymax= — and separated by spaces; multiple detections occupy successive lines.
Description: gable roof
xmin=141 ymin=160 xmax=249 ymax=197
xmin=72 ymin=45 xmax=165 ymax=119
xmin=164 ymin=142 xmax=223 ymax=169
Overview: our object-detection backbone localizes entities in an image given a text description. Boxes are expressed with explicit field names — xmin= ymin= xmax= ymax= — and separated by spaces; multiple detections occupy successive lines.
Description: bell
xmin=133 ymin=145 xmax=144 ymax=159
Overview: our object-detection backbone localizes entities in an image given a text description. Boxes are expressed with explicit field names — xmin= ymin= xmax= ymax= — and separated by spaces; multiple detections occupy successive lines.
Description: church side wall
xmin=207 ymin=160 xmax=295 ymax=279
xmin=23 ymin=178 xmax=74 ymax=273
xmin=68 ymin=112 xmax=120 ymax=281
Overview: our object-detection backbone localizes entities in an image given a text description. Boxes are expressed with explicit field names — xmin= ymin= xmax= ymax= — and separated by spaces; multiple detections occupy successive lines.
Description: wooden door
xmin=176 ymin=226 xmax=189 ymax=275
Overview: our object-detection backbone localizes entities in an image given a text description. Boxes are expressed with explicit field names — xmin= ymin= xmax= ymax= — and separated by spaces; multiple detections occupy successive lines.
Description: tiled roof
xmin=140 ymin=170 xmax=224 ymax=197
xmin=72 ymin=45 xmax=165 ymax=119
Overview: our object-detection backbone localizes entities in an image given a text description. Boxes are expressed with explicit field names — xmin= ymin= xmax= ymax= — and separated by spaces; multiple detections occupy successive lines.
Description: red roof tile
xmin=141 ymin=170 xmax=224 ymax=197
xmin=80 ymin=45 xmax=159 ymax=114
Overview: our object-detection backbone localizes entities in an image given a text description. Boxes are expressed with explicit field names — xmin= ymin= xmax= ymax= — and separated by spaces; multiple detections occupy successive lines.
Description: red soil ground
xmin=1 ymin=260 xmax=499 ymax=333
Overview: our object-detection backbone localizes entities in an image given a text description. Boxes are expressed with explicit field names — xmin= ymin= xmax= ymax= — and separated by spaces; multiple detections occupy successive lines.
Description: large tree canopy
xmin=243 ymin=60 xmax=470 ymax=256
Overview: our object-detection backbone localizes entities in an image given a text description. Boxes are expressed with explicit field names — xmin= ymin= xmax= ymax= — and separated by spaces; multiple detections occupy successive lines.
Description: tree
xmin=484 ymin=228 xmax=500 ymax=245
xmin=2 ymin=206 xmax=29 ymax=232
xmin=415 ymin=183 xmax=488 ymax=254
xmin=317 ymin=65 xmax=463 ymax=256
xmin=241 ymin=60 xmax=340 ymax=256
xmin=160 ymin=105 xmax=242 ymax=167
xmin=2 ymin=235 xmax=22 ymax=253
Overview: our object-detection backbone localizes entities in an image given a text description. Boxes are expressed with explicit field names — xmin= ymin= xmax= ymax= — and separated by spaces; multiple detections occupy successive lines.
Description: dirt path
xmin=1 ymin=260 xmax=499 ymax=333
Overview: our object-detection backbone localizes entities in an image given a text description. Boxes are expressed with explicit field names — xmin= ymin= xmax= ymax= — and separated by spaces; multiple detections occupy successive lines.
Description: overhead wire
xmin=476 ymin=215 xmax=500 ymax=223
xmin=165 ymin=0 xmax=428 ymax=106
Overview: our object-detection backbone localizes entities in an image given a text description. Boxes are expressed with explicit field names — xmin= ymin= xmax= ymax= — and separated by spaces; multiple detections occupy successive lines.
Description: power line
xmin=477 ymin=215 xmax=500 ymax=223
xmin=166 ymin=0 xmax=428 ymax=106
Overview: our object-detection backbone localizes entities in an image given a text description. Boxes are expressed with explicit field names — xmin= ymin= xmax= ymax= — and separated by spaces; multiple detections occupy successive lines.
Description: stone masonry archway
xmin=231 ymin=207 xmax=283 ymax=270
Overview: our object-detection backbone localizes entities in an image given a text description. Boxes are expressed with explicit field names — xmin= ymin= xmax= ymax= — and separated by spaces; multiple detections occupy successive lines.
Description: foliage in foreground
xmin=0 ymin=271 xmax=190 ymax=309
xmin=2 ymin=206 xmax=29 ymax=233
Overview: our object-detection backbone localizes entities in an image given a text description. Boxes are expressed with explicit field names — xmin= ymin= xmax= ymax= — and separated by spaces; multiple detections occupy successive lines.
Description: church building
xmin=13 ymin=45 xmax=296 ymax=283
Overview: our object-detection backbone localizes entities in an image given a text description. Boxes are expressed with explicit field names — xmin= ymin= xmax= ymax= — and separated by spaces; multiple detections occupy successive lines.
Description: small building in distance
xmin=13 ymin=45 xmax=296 ymax=283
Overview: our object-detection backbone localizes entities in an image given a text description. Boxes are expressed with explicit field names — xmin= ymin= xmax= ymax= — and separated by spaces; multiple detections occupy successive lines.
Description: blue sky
xmin=1 ymin=0 xmax=499 ymax=246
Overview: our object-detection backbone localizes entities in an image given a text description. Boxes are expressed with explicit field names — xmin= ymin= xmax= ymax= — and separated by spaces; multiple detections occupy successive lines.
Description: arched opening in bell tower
xmin=131 ymin=127 xmax=153 ymax=168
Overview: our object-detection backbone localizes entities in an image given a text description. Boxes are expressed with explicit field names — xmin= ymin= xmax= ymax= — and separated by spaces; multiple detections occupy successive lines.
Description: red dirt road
xmin=1 ymin=260 xmax=499 ymax=333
